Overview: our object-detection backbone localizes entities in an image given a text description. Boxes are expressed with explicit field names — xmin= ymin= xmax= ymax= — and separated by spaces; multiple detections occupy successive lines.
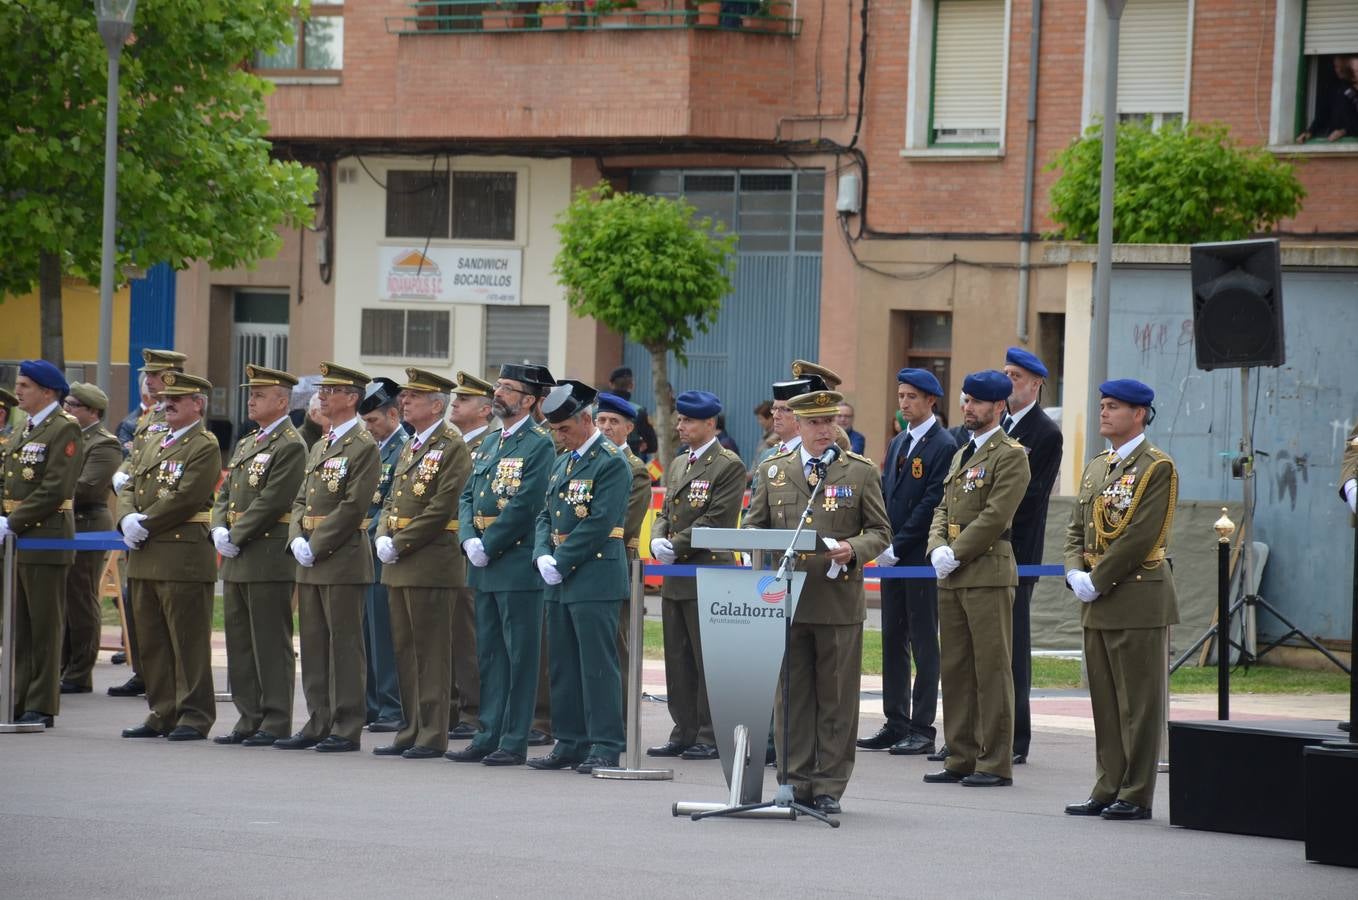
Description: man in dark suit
xmin=858 ymin=369 xmax=956 ymax=756
xmin=1001 ymin=347 xmax=1063 ymax=765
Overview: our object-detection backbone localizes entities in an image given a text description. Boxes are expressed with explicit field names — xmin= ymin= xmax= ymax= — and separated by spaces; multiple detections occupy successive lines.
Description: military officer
xmin=924 ymin=370 xmax=1030 ymax=788
xmin=646 ymin=390 xmax=746 ymax=761
xmin=277 ymin=362 xmax=382 ymax=753
xmin=0 ymin=360 xmax=82 ymax=726
xmin=210 ymin=365 xmax=307 ymax=746
xmin=750 ymin=362 xmax=838 ymax=489
xmin=1340 ymin=421 xmax=1357 ymax=518
xmin=116 ymin=372 xmax=221 ymax=740
xmin=58 ymin=382 xmax=121 ymax=694
xmin=744 ymin=388 xmax=891 ymax=815
xmin=371 ymin=369 xmax=471 ymax=759
xmin=452 ymin=362 xmax=557 ymax=766
xmin=1063 ymin=380 xmax=1179 ymax=821
xmin=527 ymin=381 xmax=630 ymax=773
xmin=358 ymin=378 xmax=407 ymax=732
xmin=0 ymin=386 xmax=17 ymax=441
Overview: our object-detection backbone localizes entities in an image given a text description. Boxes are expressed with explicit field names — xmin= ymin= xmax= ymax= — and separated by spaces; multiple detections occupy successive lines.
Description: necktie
xmin=325 ymin=430 xmax=336 ymax=447
xmin=412 ymin=438 xmax=423 ymax=451
xmin=959 ymin=440 xmax=976 ymax=467
xmin=567 ymin=449 xmax=580 ymax=475
xmin=687 ymin=451 xmax=698 ymax=468
xmin=895 ymin=434 xmax=914 ymax=475
xmin=1002 ymin=413 xmax=1015 ymax=433
xmin=23 ymin=418 xmax=34 ymax=439
xmin=255 ymin=430 xmax=267 ymax=443
xmin=1106 ymin=450 xmax=1119 ymax=474
xmin=776 ymin=442 xmax=786 ymax=455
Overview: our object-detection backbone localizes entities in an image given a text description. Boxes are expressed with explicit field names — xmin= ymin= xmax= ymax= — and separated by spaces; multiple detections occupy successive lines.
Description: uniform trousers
xmin=13 ymin=563 xmax=68 ymax=717
xmin=471 ymin=588 xmax=544 ymax=758
xmin=448 ymin=585 xmax=481 ymax=729
xmin=297 ymin=583 xmax=367 ymax=744
xmin=1084 ymin=625 xmax=1167 ymax=809
xmin=222 ymin=579 xmax=295 ymax=737
xmin=938 ymin=585 xmax=1015 ymax=779
xmin=879 ymin=577 xmax=940 ymax=741
xmin=131 ymin=578 xmax=215 ymax=735
xmin=1011 ymin=580 xmax=1035 ymax=757
xmin=661 ymin=597 xmax=715 ymax=746
xmin=388 ymin=585 xmax=452 ymax=752
xmin=61 ymin=549 xmax=107 ymax=689
xmin=546 ymin=599 xmax=625 ymax=761
xmin=774 ymin=621 xmax=863 ymax=802
xmin=533 ymin=617 xmax=552 ymax=736
xmin=363 ymin=571 xmax=402 ymax=724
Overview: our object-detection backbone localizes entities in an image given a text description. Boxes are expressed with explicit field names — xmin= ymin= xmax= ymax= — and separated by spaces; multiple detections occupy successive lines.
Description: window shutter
xmin=484 ymin=306 xmax=550 ymax=380
xmin=1117 ymin=0 xmax=1190 ymax=116
xmin=932 ymin=0 xmax=1006 ymax=142
xmin=1304 ymin=0 xmax=1358 ymax=55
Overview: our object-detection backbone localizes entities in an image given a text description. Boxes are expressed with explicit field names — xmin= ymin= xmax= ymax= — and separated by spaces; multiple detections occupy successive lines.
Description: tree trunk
xmin=39 ymin=251 xmax=65 ymax=367
xmin=647 ymin=342 xmax=676 ymax=470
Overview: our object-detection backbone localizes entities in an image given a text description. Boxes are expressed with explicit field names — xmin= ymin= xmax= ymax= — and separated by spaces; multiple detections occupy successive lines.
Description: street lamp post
xmin=95 ymin=0 xmax=137 ymax=395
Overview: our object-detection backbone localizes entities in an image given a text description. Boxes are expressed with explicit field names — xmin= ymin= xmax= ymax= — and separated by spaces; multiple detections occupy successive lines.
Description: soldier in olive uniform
xmin=452 ymin=363 xmax=556 ymax=766
xmin=0 ymin=386 xmax=17 ymax=442
xmin=744 ymin=389 xmax=891 ymax=815
xmin=59 ymin=383 xmax=121 ymax=694
xmin=1063 ymin=380 xmax=1179 ymax=821
xmin=0 ymin=361 xmax=82 ymax=726
xmin=371 ymin=369 xmax=472 ymax=758
xmin=924 ymin=370 xmax=1031 ymax=787
xmin=278 ymin=363 xmax=382 ymax=753
xmin=210 ymin=365 xmax=307 ymax=746
xmin=647 ymin=390 xmax=747 ymax=761
xmin=528 ymin=381 xmax=630 ymax=773
xmin=116 ymin=372 xmax=222 ymax=740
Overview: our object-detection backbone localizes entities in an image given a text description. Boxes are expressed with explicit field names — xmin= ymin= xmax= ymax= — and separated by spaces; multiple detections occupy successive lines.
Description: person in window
xmin=1297 ymin=54 xmax=1358 ymax=143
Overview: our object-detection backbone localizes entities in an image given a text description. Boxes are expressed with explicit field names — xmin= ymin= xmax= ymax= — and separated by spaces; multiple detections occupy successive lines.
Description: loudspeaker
xmin=1190 ymin=238 xmax=1285 ymax=371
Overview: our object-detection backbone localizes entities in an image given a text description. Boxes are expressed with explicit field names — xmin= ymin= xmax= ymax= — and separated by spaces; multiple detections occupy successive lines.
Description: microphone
xmin=819 ymin=445 xmax=840 ymax=466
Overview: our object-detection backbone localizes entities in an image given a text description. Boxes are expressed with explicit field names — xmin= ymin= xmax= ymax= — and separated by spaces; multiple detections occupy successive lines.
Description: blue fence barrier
xmin=15 ymin=532 xmax=126 ymax=552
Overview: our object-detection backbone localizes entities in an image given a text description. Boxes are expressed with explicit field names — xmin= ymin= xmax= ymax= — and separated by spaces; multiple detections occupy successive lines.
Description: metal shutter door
xmin=484 ymin=305 xmax=550 ymax=380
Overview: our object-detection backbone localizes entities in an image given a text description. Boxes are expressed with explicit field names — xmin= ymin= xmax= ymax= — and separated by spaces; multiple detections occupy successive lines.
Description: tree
xmin=1047 ymin=120 xmax=1306 ymax=244
xmin=553 ymin=184 xmax=737 ymax=467
xmin=0 ymin=0 xmax=317 ymax=365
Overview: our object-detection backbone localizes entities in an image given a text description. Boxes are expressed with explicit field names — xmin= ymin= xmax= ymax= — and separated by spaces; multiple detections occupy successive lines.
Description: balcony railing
xmin=388 ymin=1 xmax=802 ymax=37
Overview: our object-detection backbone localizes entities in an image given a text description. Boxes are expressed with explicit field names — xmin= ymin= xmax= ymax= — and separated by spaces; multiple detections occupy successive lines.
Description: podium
xmin=671 ymin=527 xmax=814 ymax=820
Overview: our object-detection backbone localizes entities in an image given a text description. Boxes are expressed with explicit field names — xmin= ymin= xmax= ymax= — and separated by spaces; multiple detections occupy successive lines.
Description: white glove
xmin=211 ymin=527 xmax=240 ymax=559
xmin=462 ymin=538 xmax=489 ymax=568
xmin=874 ymin=545 xmax=898 ymax=567
xmin=1345 ymin=478 xmax=1357 ymax=514
xmin=120 ymin=513 xmax=149 ymax=548
xmin=375 ymin=535 xmax=399 ymax=565
xmin=930 ymin=545 xmax=959 ymax=578
xmin=112 ymin=471 xmax=131 ymax=494
xmin=0 ymin=515 xmax=9 ymax=541
xmin=650 ymin=537 xmax=676 ymax=565
xmin=1067 ymin=570 xmax=1100 ymax=603
xmin=290 ymin=536 xmax=315 ymax=568
xmin=536 ymin=554 xmax=563 ymax=585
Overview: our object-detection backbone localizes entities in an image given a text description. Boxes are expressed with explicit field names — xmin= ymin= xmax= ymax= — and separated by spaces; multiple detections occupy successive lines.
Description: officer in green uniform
xmin=1063 ymin=379 xmax=1179 ymax=821
xmin=277 ymin=362 xmax=382 ymax=753
xmin=371 ymin=368 xmax=471 ymax=759
xmin=527 ymin=380 xmax=630 ymax=773
xmin=59 ymin=382 xmax=121 ymax=694
xmin=452 ymin=362 xmax=556 ymax=766
xmin=0 ymin=360 xmax=82 ymax=726
xmin=744 ymin=388 xmax=891 ymax=815
xmin=211 ymin=365 xmax=307 ymax=746
xmin=116 ymin=371 xmax=222 ymax=740
xmin=647 ymin=390 xmax=746 ymax=761
xmin=359 ymin=378 xmax=407 ymax=731
xmin=924 ymin=370 xmax=1030 ymax=787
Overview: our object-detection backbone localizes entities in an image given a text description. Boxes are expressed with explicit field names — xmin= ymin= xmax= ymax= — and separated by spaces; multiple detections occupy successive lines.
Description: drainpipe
xmin=1016 ymin=0 xmax=1043 ymax=344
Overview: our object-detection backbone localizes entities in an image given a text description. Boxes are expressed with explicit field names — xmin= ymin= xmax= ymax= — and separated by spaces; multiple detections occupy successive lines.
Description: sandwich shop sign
xmin=378 ymin=246 xmax=522 ymax=305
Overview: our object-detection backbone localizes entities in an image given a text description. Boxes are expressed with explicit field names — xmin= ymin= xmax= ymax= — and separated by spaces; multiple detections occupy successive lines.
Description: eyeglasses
xmin=317 ymin=386 xmax=356 ymax=397
xmin=62 ymin=399 xmax=86 ymax=409
xmin=493 ymin=381 xmax=533 ymax=396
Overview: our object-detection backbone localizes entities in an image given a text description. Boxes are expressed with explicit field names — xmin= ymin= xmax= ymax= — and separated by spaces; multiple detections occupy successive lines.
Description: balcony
xmin=389 ymin=2 xmax=802 ymax=37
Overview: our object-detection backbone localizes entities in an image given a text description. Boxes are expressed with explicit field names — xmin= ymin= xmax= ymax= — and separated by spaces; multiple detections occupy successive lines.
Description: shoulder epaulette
xmin=846 ymin=450 xmax=874 ymax=466
xmin=1003 ymin=437 xmax=1025 ymax=450
xmin=60 ymin=409 xmax=78 ymax=423
xmin=531 ymin=424 xmax=551 ymax=438
xmin=767 ymin=448 xmax=798 ymax=462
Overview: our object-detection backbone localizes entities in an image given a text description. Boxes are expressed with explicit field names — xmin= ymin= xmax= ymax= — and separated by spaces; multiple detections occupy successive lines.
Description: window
xmin=1114 ymin=0 xmax=1191 ymax=130
xmin=483 ymin=306 xmax=550 ymax=381
xmin=360 ymin=308 xmax=450 ymax=359
xmin=385 ymin=170 xmax=518 ymax=241
xmin=1269 ymin=0 xmax=1358 ymax=148
xmin=904 ymin=0 xmax=1011 ymax=156
xmin=255 ymin=4 xmax=344 ymax=73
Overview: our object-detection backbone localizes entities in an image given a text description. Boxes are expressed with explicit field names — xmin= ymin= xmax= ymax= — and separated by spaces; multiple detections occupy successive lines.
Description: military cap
xmin=401 ymin=367 xmax=455 ymax=393
xmin=675 ymin=390 xmax=722 ymax=420
xmin=788 ymin=389 xmax=844 ymax=419
xmin=241 ymin=364 xmax=298 ymax=389
xmin=20 ymin=359 xmax=68 ymax=396
xmin=542 ymin=380 xmax=598 ymax=424
xmin=68 ymin=381 xmax=109 ymax=412
xmin=595 ymin=391 xmax=637 ymax=420
xmin=1005 ymin=347 xmax=1049 ymax=378
xmin=140 ymin=348 xmax=187 ymax=373
xmin=499 ymin=362 xmax=556 ymax=395
xmin=359 ymin=378 xmax=401 ymax=415
xmin=159 ymin=371 xmax=212 ymax=396
xmin=0 ymin=387 xmax=16 ymax=410
xmin=1100 ymin=379 xmax=1154 ymax=406
xmin=317 ymin=361 xmax=370 ymax=389
xmin=453 ymin=371 xmax=494 ymax=397
xmin=791 ymin=360 xmax=842 ymax=390
xmin=961 ymin=370 xmax=1012 ymax=403
xmin=897 ymin=367 xmax=944 ymax=397
xmin=771 ymin=378 xmax=814 ymax=402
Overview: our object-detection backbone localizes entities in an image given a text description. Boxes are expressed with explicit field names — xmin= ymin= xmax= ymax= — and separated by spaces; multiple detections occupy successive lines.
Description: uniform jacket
xmin=1340 ymin=422 xmax=1357 ymax=526
xmin=1064 ymin=440 xmax=1180 ymax=630
xmin=377 ymin=422 xmax=471 ymax=588
xmin=73 ymin=424 xmax=121 ymax=534
xmin=881 ymin=420 xmax=957 ymax=565
xmin=118 ymin=423 xmax=221 ymax=582
xmin=2 ymin=409 xmax=82 ymax=566
xmin=622 ymin=447 xmax=651 ymax=559
xmin=744 ymin=448 xmax=891 ymax=625
xmin=532 ymin=435 xmax=631 ymax=603
xmin=289 ymin=421 xmax=381 ymax=585
xmin=213 ymin=420 xmax=306 ymax=583
xmin=118 ymin=407 xmax=172 ymax=476
xmin=368 ymin=428 xmax=410 ymax=541
xmin=116 ymin=407 xmax=142 ymax=454
xmin=927 ymin=430 xmax=1031 ymax=589
xmin=652 ymin=442 xmax=746 ymax=601
xmin=459 ymin=418 xmax=556 ymax=593
xmin=1008 ymin=405 xmax=1063 ymax=582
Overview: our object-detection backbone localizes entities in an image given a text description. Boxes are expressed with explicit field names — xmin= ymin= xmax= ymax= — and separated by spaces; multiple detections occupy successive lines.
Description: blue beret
xmin=1005 ymin=347 xmax=1049 ymax=378
xmin=1100 ymin=379 xmax=1154 ymax=406
xmin=896 ymin=367 xmax=943 ymax=397
xmin=596 ymin=391 xmax=637 ymax=420
xmin=961 ymin=370 xmax=1012 ymax=403
xmin=20 ymin=359 xmax=68 ymax=397
xmin=675 ymin=390 xmax=721 ymax=419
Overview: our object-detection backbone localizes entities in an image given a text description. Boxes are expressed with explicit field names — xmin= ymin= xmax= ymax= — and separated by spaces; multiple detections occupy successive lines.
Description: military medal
xmin=962 ymin=466 xmax=986 ymax=493
xmin=22 ymin=466 xmax=35 ymax=481
xmin=688 ymin=479 xmax=711 ymax=507
xmin=574 ymin=504 xmax=588 ymax=518
xmin=413 ymin=481 xmax=427 ymax=496
xmin=807 ymin=469 xmax=820 ymax=487
xmin=911 ymin=457 xmax=923 ymax=479
xmin=566 ymin=478 xmax=593 ymax=517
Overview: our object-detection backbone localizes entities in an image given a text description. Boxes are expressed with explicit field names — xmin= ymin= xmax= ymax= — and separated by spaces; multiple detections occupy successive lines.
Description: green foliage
xmin=552 ymin=184 xmax=736 ymax=362
xmin=0 ymin=0 xmax=317 ymax=296
xmin=1046 ymin=120 xmax=1306 ymax=244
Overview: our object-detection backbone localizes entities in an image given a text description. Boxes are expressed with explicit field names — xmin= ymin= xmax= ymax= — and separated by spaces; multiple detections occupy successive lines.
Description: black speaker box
xmin=1304 ymin=744 xmax=1358 ymax=867
xmin=1190 ymin=238 xmax=1285 ymax=370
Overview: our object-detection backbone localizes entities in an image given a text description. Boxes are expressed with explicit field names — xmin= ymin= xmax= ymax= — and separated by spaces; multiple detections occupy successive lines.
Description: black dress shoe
xmin=1013 ymin=753 xmax=1028 ymax=765
xmin=212 ymin=731 xmax=250 ymax=745
xmin=110 ymin=651 xmax=127 ymax=665
xmin=575 ymin=755 xmax=617 ymax=774
xmin=526 ymin=729 xmax=553 ymax=747
xmin=527 ymin=750 xmax=584 ymax=770
xmin=273 ymin=732 xmax=321 ymax=750
xmin=372 ymin=743 xmax=412 ymax=757
xmin=242 ymin=731 xmax=279 ymax=747
xmin=107 ymin=677 xmax=146 ymax=697
xmin=765 ymin=745 xmax=777 ymax=767
xmin=888 ymin=735 xmax=935 ymax=756
xmin=680 ymin=742 xmax=719 ymax=760
xmin=1064 ymin=798 xmax=1111 ymax=816
xmin=961 ymin=772 xmax=1012 ymax=787
xmin=121 ymin=724 xmax=164 ymax=738
xmin=401 ymin=745 xmax=443 ymax=760
xmin=856 ymin=725 xmax=904 ymax=751
xmin=166 ymin=726 xmax=206 ymax=741
xmin=922 ymin=769 xmax=968 ymax=783
xmin=482 ymin=749 xmax=526 ymax=766
xmin=813 ymin=795 xmax=842 ymax=814
xmin=60 ymin=680 xmax=92 ymax=694
xmin=446 ymin=745 xmax=490 ymax=762
xmin=449 ymin=722 xmax=478 ymax=739
xmin=1100 ymin=799 xmax=1152 ymax=820
xmin=315 ymin=736 xmax=360 ymax=753
xmin=17 ymin=711 xmax=54 ymax=727
xmin=366 ymin=719 xmax=401 ymax=733
xmin=926 ymin=742 xmax=950 ymax=762
xmin=646 ymin=740 xmax=688 ymax=758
